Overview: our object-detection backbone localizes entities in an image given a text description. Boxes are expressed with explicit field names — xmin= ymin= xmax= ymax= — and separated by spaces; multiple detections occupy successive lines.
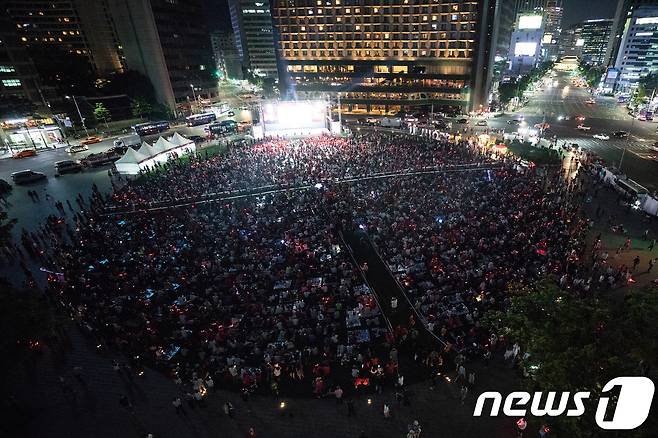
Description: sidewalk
xmin=6 ymin=324 xmax=518 ymax=438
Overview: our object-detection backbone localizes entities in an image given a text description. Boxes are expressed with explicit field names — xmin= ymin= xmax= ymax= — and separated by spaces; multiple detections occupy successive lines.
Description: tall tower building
xmin=271 ymin=0 xmax=499 ymax=113
xmin=611 ymin=3 xmax=658 ymax=92
xmin=5 ymin=0 xmax=123 ymax=75
xmin=108 ymin=0 xmax=216 ymax=111
xmin=229 ymin=0 xmax=278 ymax=80
xmin=605 ymin=0 xmax=658 ymax=67
xmin=580 ymin=19 xmax=613 ymax=65
xmin=542 ymin=0 xmax=563 ymax=61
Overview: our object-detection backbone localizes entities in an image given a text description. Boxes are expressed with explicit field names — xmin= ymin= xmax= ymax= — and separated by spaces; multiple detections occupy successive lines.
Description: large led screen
xmin=262 ymin=101 xmax=327 ymax=134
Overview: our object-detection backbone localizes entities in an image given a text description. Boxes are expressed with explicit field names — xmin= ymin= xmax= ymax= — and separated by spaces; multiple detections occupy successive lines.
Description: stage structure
xmin=254 ymin=100 xmax=340 ymax=139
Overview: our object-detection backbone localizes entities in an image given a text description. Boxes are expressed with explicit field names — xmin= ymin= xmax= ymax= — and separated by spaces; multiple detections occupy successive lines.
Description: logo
xmin=474 ymin=377 xmax=655 ymax=430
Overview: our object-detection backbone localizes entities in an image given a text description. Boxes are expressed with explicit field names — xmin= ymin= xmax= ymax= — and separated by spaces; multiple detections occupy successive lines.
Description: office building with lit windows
xmin=610 ymin=4 xmax=658 ymax=92
xmin=5 ymin=0 xmax=123 ymax=75
xmin=229 ymin=0 xmax=279 ymax=79
xmin=271 ymin=0 xmax=499 ymax=114
xmin=580 ymin=19 xmax=613 ymax=65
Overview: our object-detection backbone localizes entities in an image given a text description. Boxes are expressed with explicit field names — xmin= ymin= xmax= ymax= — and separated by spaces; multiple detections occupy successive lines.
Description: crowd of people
xmin=22 ymin=131 xmax=596 ymax=408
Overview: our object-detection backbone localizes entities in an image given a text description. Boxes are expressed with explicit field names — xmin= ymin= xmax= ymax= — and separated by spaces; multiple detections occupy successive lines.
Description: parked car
xmin=612 ymin=131 xmax=629 ymax=138
xmin=80 ymin=136 xmax=102 ymax=145
xmin=576 ymin=125 xmax=591 ymax=131
xmin=188 ymin=135 xmax=205 ymax=144
xmin=585 ymin=99 xmax=596 ymax=104
xmin=507 ymin=119 xmax=522 ymax=125
xmin=593 ymin=134 xmax=610 ymax=140
xmin=55 ymin=160 xmax=83 ymax=174
xmin=456 ymin=118 xmax=469 ymax=124
xmin=12 ymin=149 xmax=37 ymax=159
xmin=11 ymin=170 xmax=46 ymax=184
xmin=476 ymin=120 xmax=488 ymax=126
xmin=67 ymin=144 xmax=89 ymax=153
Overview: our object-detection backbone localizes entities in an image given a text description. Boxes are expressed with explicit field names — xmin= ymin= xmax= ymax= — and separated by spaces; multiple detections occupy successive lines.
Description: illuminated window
xmin=2 ymin=79 xmax=21 ymax=87
xmin=0 ymin=66 xmax=16 ymax=73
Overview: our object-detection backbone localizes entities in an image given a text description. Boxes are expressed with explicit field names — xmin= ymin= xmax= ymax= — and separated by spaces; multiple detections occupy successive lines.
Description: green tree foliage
xmin=482 ymin=280 xmax=658 ymax=437
xmin=130 ymin=98 xmax=153 ymax=119
xmin=93 ymin=102 xmax=111 ymax=127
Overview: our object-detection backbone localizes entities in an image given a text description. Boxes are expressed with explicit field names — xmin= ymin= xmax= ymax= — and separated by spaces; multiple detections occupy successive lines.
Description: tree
xmin=130 ymin=98 xmax=153 ymax=119
xmin=482 ymin=280 xmax=658 ymax=437
xmin=93 ymin=102 xmax=111 ymax=127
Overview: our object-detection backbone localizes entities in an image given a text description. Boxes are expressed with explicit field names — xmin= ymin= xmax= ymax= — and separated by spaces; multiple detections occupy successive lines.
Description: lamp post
xmin=66 ymin=95 xmax=89 ymax=137
xmin=190 ymin=84 xmax=198 ymax=114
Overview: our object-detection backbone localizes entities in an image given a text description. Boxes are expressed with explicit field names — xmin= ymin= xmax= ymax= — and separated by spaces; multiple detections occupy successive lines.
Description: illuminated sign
xmin=576 ymin=38 xmax=585 ymax=46
xmin=636 ymin=17 xmax=658 ymax=25
xmin=518 ymin=15 xmax=543 ymax=30
xmin=515 ymin=42 xmax=538 ymax=56
xmin=543 ymin=34 xmax=553 ymax=44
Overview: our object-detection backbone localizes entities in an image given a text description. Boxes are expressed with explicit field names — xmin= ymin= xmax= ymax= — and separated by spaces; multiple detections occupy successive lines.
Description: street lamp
xmin=65 ymin=95 xmax=89 ymax=137
xmin=190 ymin=84 xmax=198 ymax=114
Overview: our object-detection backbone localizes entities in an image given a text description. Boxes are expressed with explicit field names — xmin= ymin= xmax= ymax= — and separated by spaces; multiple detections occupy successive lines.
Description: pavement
xmin=5 ymin=322 xmax=520 ymax=438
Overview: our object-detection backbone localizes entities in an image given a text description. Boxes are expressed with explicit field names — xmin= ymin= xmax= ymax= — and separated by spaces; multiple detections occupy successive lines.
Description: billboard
xmin=515 ymin=42 xmax=538 ymax=56
xmin=261 ymin=101 xmax=328 ymax=136
xmin=518 ymin=15 xmax=542 ymax=30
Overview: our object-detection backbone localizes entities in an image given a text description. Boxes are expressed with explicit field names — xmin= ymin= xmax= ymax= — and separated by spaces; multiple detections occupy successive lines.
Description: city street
xmin=487 ymin=71 xmax=658 ymax=191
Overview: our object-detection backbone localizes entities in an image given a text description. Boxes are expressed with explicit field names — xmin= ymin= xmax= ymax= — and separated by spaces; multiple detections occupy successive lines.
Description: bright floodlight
xmin=518 ymin=15 xmax=542 ymax=30
xmin=515 ymin=42 xmax=537 ymax=56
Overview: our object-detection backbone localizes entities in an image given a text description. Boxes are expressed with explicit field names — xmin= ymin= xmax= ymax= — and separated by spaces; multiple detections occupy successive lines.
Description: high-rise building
xmin=271 ymin=0 xmax=499 ymax=114
xmin=558 ymin=23 xmax=583 ymax=58
xmin=610 ymin=4 xmax=658 ymax=92
xmin=108 ymin=0 xmax=216 ymax=111
xmin=494 ymin=0 xmax=517 ymax=58
xmin=229 ymin=0 xmax=278 ymax=80
xmin=0 ymin=13 xmax=45 ymax=112
xmin=605 ymin=0 xmax=658 ymax=67
xmin=5 ymin=0 xmax=123 ymax=75
xmin=508 ymin=13 xmax=545 ymax=76
xmin=210 ymin=30 xmax=243 ymax=80
xmin=542 ymin=0 xmax=563 ymax=61
xmin=580 ymin=19 xmax=613 ymax=65
xmin=513 ymin=0 xmax=544 ymax=18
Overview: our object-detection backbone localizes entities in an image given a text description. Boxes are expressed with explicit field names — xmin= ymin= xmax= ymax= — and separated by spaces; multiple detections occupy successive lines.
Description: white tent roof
xmin=137 ymin=142 xmax=156 ymax=158
xmin=168 ymin=132 xmax=192 ymax=146
xmin=116 ymin=147 xmax=148 ymax=165
xmin=153 ymin=137 xmax=176 ymax=153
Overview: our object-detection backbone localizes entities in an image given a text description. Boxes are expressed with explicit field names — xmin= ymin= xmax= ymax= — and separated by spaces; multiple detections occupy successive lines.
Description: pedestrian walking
xmin=172 ymin=397 xmax=185 ymax=415
xmin=383 ymin=403 xmax=391 ymax=418
xmin=223 ymin=401 xmax=234 ymax=418
xmin=334 ymin=385 xmax=344 ymax=404
xmin=346 ymin=398 xmax=355 ymax=417
xmin=633 ymin=255 xmax=640 ymax=271
xmin=649 ymin=239 xmax=655 ymax=252
xmin=460 ymin=385 xmax=468 ymax=405
xmin=649 ymin=258 xmax=656 ymax=273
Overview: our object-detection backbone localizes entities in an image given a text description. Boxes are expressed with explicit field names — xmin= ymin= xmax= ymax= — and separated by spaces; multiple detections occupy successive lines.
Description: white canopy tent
xmin=115 ymin=148 xmax=149 ymax=175
xmin=115 ymin=133 xmax=197 ymax=175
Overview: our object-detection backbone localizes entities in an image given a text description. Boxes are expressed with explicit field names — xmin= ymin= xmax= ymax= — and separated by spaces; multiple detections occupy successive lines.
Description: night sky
xmin=562 ymin=0 xmax=618 ymax=26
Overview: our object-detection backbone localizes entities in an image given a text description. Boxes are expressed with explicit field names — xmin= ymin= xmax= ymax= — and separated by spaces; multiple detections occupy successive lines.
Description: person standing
xmin=460 ymin=385 xmax=468 ymax=405
xmin=334 ymin=385 xmax=344 ymax=404
xmin=649 ymin=239 xmax=655 ymax=252
xmin=223 ymin=401 xmax=234 ymax=418
xmin=346 ymin=398 xmax=355 ymax=417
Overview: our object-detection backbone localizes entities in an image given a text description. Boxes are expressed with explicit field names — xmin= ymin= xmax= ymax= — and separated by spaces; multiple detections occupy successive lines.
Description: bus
xmin=133 ymin=121 xmax=170 ymax=136
xmin=207 ymin=119 xmax=237 ymax=135
xmin=186 ymin=112 xmax=217 ymax=127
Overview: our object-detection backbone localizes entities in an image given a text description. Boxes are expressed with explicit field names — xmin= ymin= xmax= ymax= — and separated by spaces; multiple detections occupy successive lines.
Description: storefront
xmin=0 ymin=117 xmax=65 ymax=153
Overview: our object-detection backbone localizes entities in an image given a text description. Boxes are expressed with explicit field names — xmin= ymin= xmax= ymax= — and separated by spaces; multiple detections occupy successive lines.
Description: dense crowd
xmin=109 ymin=133 xmax=487 ymax=209
xmin=21 ymin=132 xmax=596 ymax=404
